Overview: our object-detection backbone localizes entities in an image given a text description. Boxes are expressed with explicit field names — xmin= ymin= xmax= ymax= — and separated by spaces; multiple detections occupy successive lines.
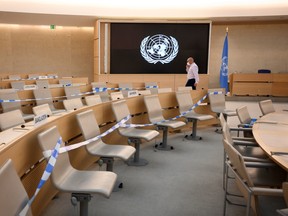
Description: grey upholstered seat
xmin=91 ymin=82 xmax=110 ymax=102
xmin=37 ymin=126 xmax=117 ymax=215
xmin=0 ymin=159 xmax=33 ymax=216
xmin=33 ymin=89 xmax=66 ymax=114
xmin=176 ymin=91 xmax=214 ymax=140
xmin=259 ymin=99 xmax=275 ymax=116
xmin=144 ymin=94 xmax=186 ymax=150
xmin=8 ymin=74 xmax=21 ymax=80
xmin=63 ymin=98 xmax=84 ymax=111
xmin=59 ymin=79 xmax=72 ymax=86
xmin=64 ymin=86 xmax=81 ymax=99
xmin=111 ymin=100 xmax=159 ymax=166
xmin=76 ymin=109 xmax=136 ymax=189
xmin=0 ymin=92 xmax=35 ymax=121
xmin=85 ymin=94 xmax=102 ymax=106
xmin=236 ymin=105 xmax=255 ymax=137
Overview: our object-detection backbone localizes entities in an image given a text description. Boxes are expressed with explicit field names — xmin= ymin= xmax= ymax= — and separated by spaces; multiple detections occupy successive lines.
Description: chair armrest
xmin=232 ymin=137 xmax=255 ymax=141
xmin=230 ymin=127 xmax=252 ymax=132
xmin=250 ymin=187 xmax=283 ymax=196
xmin=245 ymin=161 xmax=278 ymax=168
xmin=237 ymin=124 xmax=253 ymax=129
xmin=243 ymin=156 xmax=270 ymax=163
xmin=233 ymin=140 xmax=258 ymax=147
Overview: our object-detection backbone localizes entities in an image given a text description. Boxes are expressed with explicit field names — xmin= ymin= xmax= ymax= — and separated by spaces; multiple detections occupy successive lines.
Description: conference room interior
xmin=1 ymin=2 xmax=288 ymax=216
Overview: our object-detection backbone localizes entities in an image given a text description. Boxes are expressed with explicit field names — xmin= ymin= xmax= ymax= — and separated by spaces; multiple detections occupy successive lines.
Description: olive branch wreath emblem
xmin=140 ymin=36 xmax=179 ymax=64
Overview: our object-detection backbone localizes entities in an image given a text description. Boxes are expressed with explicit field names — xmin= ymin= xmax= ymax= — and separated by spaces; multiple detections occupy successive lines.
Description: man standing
xmin=185 ymin=57 xmax=199 ymax=90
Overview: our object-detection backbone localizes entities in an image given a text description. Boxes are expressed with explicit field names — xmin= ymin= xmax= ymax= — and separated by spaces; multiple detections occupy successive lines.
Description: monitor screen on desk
xmin=110 ymin=22 xmax=211 ymax=74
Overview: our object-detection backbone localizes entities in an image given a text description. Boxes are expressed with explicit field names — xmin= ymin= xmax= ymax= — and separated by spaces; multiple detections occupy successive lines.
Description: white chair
xmin=36 ymin=80 xmax=49 ymax=89
xmin=145 ymin=82 xmax=158 ymax=94
xmin=37 ymin=126 xmax=117 ymax=215
xmin=110 ymin=92 xmax=124 ymax=101
xmin=76 ymin=109 xmax=136 ymax=190
xmin=59 ymin=79 xmax=72 ymax=86
xmin=91 ymin=82 xmax=110 ymax=102
xmin=144 ymin=94 xmax=186 ymax=150
xmin=32 ymin=103 xmax=53 ymax=116
xmin=64 ymin=86 xmax=81 ymax=99
xmin=0 ymin=159 xmax=33 ymax=216
xmin=84 ymin=95 xmax=102 ymax=106
xmin=0 ymin=92 xmax=35 ymax=121
xmin=111 ymin=100 xmax=159 ymax=166
xmin=11 ymin=81 xmax=25 ymax=90
xmin=33 ymin=89 xmax=65 ymax=114
xmin=28 ymin=74 xmax=39 ymax=79
xmin=8 ymin=74 xmax=21 ymax=80
xmin=63 ymin=98 xmax=84 ymax=111
xmin=118 ymin=83 xmax=133 ymax=98
xmin=0 ymin=109 xmax=25 ymax=131
xmin=259 ymin=99 xmax=275 ymax=116
xmin=208 ymin=88 xmax=237 ymax=132
xmin=175 ymin=91 xmax=214 ymax=140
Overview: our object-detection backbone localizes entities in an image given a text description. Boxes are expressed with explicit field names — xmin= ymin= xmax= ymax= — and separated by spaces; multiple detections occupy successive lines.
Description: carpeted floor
xmin=41 ymin=100 xmax=288 ymax=216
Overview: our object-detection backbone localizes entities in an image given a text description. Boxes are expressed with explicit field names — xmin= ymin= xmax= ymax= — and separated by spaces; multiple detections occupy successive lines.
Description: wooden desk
xmin=252 ymin=112 xmax=288 ymax=171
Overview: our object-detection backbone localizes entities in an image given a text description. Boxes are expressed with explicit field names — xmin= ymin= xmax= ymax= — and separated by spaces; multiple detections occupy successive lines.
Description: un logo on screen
xmin=140 ymin=34 xmax=179 ymax=64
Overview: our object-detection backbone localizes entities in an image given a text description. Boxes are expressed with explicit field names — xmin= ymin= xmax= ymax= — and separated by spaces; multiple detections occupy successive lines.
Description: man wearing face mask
xmin=185 ymin=57 xmax=199 ymax=90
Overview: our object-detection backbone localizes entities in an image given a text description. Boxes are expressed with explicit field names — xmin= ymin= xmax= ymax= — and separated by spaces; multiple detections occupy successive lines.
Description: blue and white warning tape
xmin=19 ymin=137 xmax=62 ymax=216
xmin=0 ymin=86 xmax=159 ymax=103
xmin=120 ymin=91 xmax=223 ymax=128
xmin=17 ymin=90 xmax=223 ymax=215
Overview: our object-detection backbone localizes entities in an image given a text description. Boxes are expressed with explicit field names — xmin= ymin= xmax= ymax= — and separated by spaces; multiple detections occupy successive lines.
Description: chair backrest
xmin=283 ymin=182 xmax=288 ymax=206
xmin=0 ymin=159 xmax=32 ymax=216
xmin=64 ymin=86 xmax=81 ymax=99
xmin=37 ymin=126 xmax=74 ymax=191
xmin=138 ymin=90 xmax=151 ymax=96
xmin=36 ymin=80 xmax=49 ymax=89
xmin=145 ymin=82 xmax=158 ymax=94
xmin=0 ymin=109 xmax=25 ymax=131
xmin=259 ymin=99 xmax=275 ymax=115
xmin=63 ymin=98 xmax=83 ymax=111
xmin=47 ymin=73 xmax=58 ymax=79
xmin=11 ymin=81 xmax=25 ymax=90
xmin=175 ymin=91 xmax=195 ymax=114
xmin=28 ymin=74 xmax=39 ymax=79
xmin=144 ymin=94 xmax=164 ymax=123
xmin=33 ymin=89 xmax=54 ymax=107
xmin=8 ymin=74 xmax=21 ymax=80
xmin=177 ymin=86 xmax=191 ymax=92
xmin=236 ymin=105 xmax=251 ymax=124
xmin=118 ymin=83 xmax=133 ymax=98
xmin=76 ymin=110 xmax=102 ymax=153
xmin=157 ymin=88 xmax=172 ymax=93
xmin=91 ymin=82 xmax=110 ymax=102
xmin=111 ymin=100 xmax=132 ymax=134
xmin=32 ymin=103 xmax=53 ymax=116
xmin=208 ymin=88 xmax=226 ymax=113
xmin=0 ymin=92 xmax=22 ymax=112
xmin=85 ymin=95 xmax=102 ymax=106
xmin=110 ymin=92 xmax=124 ymax=101
xmin=59 ymin=79 xmax=72 ymax=86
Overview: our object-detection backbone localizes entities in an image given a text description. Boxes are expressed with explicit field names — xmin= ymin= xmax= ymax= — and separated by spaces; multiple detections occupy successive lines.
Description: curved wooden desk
xmin=0 ymin=90 xmax=216 ymax=215
xmin=252 ymin=112 xmax=288 ymax=171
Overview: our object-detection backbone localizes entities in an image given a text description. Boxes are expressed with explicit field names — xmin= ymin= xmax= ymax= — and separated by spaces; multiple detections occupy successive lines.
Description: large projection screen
xmin=110 ymin=22 xmax=211 ymax=74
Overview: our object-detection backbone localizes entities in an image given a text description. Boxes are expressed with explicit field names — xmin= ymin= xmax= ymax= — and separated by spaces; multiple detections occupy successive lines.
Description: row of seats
xmin=5 ymin=73 xmax=58 ymax=80
xmin=218 ymin=100 xmax=288 ymax=216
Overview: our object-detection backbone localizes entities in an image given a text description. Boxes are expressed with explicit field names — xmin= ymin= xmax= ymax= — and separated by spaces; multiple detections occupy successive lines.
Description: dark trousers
xmin=185 ymin=78 xmax=196 ymax=90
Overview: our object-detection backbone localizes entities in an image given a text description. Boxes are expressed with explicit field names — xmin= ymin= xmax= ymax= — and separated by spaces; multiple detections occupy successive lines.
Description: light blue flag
xmin=220 ymin=32 xmax=229 ymax=93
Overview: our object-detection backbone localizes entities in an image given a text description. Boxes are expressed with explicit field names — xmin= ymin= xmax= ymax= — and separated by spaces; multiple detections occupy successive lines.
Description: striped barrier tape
xmin=19 ymin=137 xmax=62 ymax=216
xmin=120 ymin=91 xmax=224 ymax=128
